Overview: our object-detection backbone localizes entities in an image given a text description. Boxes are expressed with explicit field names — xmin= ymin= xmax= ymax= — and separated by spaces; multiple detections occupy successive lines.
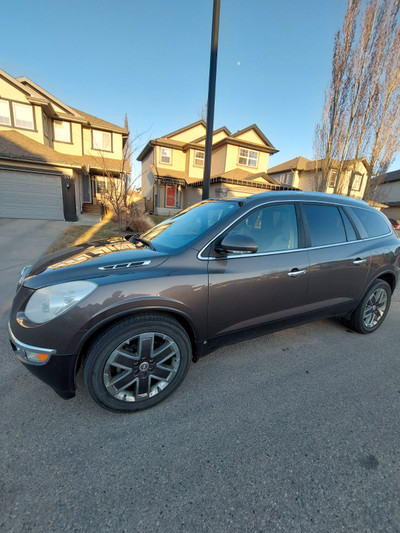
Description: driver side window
xmin=228 ymin=203 xmax=298 ymax=253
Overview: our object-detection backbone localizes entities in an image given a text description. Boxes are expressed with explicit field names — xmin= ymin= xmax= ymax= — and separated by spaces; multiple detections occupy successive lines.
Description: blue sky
xmin=2 ymin=0 xmax=398 ymax=176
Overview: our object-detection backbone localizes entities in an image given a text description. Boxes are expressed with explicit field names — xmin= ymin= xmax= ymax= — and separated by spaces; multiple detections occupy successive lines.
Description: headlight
xmin=25 ymin=281 xmax=97 ymax=324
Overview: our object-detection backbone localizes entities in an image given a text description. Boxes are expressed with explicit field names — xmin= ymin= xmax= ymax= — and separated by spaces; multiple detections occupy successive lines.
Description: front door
xmin=207 ymin=203 xmax=310 ymax=338
xmin=82 ymin=174 xmax=92 ymax=203
xmin=166 ymin=185 xmax=176 ymax=208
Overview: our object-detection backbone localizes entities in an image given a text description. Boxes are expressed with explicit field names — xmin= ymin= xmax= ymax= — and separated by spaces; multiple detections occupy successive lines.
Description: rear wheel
xmin=84 ymin=314 xmax=192 ymax=412
xmin=343 ymin=280 xmax=391 ymax=334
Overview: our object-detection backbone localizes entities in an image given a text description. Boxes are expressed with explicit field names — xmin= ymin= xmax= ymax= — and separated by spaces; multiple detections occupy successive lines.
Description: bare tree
xmin=314 ymin=0 xmax=400 ymax=197
xmin=92 ymin=115 xmax=146 ymax=231
xmin=198 ymin=103 xmax=208 ymax=122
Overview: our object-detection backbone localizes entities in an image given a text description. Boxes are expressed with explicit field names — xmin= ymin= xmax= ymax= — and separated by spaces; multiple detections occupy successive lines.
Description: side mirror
xmin=216 ymin=233 xmax=258 ymax=254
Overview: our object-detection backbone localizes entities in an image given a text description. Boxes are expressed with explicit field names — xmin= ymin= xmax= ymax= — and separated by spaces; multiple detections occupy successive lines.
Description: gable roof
xmin=137 ymin=122 xmax=278 ymax=161
xmin=192 ymin=126 xmax=231 ymax=143
xmin=70 ymin=108 xmax=129 ymax=134
xmin=0 ymin=68 xmax=37 ymax=97
xmin=2 ymin=71 xmax=128 ymax=134
xmin=231 ymin=124 xmax=276 ymax=151
xmin=380 ymin=169 xmax=400 ymax=184
xmin=163 ymin=120 xmax=206 ymax=139
xmin=268 ymin=156 xmax=312 ymax=174
xmin=268 ymin=156 xmax=370 ymax=174
xmin=17 ymin=76 xmax=82 ymax=117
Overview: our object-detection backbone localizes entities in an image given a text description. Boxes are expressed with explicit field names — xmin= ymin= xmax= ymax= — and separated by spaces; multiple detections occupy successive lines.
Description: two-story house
xmin=376 ymin=169 xmax=400 ymax=221
xmin=137 ymin=120 xmax=293 ymax=215
xmin=268 ymin=156 xmax=370 ymax=199
xmin=0 ymin=67 xmax=129 ymax=220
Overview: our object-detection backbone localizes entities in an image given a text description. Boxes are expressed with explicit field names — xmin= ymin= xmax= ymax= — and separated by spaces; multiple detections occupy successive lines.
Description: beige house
xmin=138 ymin=120 xmax=294 ymax=215
xmin=0 ymin=67 xmax=129 ymax=220
xmin=268 ymin=156 xmax=370 ymax=199
xmin=376 ymin=169 xmax=400 ymax=221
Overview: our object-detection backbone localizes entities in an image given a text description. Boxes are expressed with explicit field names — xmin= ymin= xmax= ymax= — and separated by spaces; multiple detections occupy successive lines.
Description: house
xmin=0 ymin=67 xmax=129 ymax=221
xmin=376 ymin=169 xmax=400 ymax=221
xmin=267 ymin=156 xmax=370 ymax=199
xmin=137 ymin=120 xmax=294 ymax=215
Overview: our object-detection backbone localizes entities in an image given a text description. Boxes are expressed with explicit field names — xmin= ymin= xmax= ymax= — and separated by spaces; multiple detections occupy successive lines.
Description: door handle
xmin=288 ymin=269 xmax=307 ymax=278
xmin=353 ymin=258 xmax=366 ymax=265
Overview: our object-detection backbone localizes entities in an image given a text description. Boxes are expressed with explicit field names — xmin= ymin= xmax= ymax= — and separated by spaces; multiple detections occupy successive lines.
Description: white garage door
xmin=0 ymin=169 xmax=64 ymax=220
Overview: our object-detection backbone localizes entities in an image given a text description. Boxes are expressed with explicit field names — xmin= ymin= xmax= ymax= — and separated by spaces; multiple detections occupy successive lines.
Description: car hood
xmin=23 ymin=237 xmax=170 ymax=290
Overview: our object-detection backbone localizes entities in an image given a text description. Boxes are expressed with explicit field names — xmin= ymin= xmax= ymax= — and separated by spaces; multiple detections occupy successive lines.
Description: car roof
xmin=238 ymin=190 xmax=370 ymax=209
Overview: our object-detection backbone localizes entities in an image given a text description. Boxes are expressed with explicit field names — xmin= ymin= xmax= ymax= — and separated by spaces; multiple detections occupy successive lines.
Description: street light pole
xmin=202 ymin=0 xmax=221 ymax=200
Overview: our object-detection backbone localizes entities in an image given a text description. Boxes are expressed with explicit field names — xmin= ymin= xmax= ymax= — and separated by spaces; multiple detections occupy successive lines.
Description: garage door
xmin=0 ymin=169 xmax=64 ymax=220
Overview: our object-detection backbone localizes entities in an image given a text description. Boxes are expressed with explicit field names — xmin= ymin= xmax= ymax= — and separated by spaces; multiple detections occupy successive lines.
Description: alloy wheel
xmin=103 ymin=332 xmax=180 ymax=402
xmin=362 ymin=288 xmax=388 ymax=329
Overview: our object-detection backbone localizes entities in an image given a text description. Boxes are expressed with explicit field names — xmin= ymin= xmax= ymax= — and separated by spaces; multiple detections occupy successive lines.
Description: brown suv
xmin=9 ymin=192 xmax=400 ymax=412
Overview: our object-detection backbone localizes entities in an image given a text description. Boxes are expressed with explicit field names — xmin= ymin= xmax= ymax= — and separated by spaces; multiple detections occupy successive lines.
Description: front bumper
xmin=8 ymin=324 xmax=78 ymax=399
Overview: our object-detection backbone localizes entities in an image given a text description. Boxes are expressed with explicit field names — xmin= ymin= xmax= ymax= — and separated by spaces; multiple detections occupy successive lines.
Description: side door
xmin=300 ymin=203 xmax=370 ymax=312
xmin=207 ymin=202 xmax=310 ymax=338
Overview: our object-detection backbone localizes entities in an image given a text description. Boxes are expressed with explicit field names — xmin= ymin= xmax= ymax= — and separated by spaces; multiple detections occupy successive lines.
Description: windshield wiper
xmin=128 ymin=235 xmax=156 ymax=251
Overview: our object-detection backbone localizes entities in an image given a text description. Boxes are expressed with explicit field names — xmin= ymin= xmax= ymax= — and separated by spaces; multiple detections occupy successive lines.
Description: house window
xmin=194 ymin=150 xmax=205 ymax=167
xmin=328 ymin=170 xmax=337 ymax=189
xmin=166 ymin=185 xmax=177 ymax=207
xmin=92 ymin=129 xmax=112 ymax=152
xmin=160 ymin=147 xmax=172 ymax=164
xmin=238 ymin=148 xmax=258 ymax=168
xmin=54 ymin=120 xmax=71 ymax=143
xmin=96 ymin=177 xmax=107 ymax=194
xmin=12 ymin=102 xmax=34 ymax=130
xmin=0 ymin=99 xmax=11 ymax=125
xmin=351 ymin=173 xmax=363 ymax=191
xmin=278 ymin=172 xmax=293 ymax=186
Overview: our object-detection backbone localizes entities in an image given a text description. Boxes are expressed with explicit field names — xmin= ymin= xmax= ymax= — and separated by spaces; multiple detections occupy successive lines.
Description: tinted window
xmin=227 ymin=204 xmax=298 ymax=253
xmin=302 ymin=204 xmax=346 ymax=246
xmin=340 ymin=208 xmax=357 ymax=241
xmin=141 ymin=200 xmax=239 ymax=252
xmin=350 ymin=207 xmax=391 ymax=238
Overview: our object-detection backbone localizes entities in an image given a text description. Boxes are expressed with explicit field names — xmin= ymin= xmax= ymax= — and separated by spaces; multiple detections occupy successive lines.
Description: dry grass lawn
xmin=46 ymin=214 xmax=168 ymax=254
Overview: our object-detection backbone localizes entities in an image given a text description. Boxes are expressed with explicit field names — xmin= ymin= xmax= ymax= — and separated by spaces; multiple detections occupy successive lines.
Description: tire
xmin=84 ymin=314 xmax=192 ymax=412
xmin=343 ymin=280 xmax=391 ymax=334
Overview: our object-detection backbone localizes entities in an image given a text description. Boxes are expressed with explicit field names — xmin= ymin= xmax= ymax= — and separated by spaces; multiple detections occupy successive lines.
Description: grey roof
xmin=381 ymin=169 xmax=400 ymax=183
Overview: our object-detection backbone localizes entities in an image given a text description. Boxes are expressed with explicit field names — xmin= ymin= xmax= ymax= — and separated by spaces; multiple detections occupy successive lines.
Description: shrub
xmin=112 ymin=205 xmax=153 ymax=234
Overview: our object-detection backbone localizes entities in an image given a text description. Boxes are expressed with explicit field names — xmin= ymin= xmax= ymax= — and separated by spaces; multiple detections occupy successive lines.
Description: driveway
xmin=0 ymin=218 xmax=70 ymax=326
xmin=1 ymin=223 xmax=399 ymax=532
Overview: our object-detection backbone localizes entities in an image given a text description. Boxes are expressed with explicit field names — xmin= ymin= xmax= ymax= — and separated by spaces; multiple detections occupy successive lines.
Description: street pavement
xmin=1 ymin=219 xmax=399 ymax=532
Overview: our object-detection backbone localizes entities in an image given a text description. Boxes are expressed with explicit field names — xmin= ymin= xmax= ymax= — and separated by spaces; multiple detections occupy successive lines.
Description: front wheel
xmin=344 ymin=280 xmax=391 ymax=334
xmin=84 ymin=314 xmax=192 ymax=412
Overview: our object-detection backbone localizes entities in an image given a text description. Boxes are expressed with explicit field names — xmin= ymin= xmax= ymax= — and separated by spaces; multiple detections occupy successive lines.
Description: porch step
xmin=82 ymin=203 xmax=101 ymax=214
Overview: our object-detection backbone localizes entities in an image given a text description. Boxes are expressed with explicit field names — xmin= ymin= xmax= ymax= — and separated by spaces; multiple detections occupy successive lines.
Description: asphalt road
xmin=1 ymin=220 xmax=399 ymax=532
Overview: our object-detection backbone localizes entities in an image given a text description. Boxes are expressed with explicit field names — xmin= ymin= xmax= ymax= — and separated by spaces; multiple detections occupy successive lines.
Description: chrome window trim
xmin=197 ymin=199 xmax=392 ymax=261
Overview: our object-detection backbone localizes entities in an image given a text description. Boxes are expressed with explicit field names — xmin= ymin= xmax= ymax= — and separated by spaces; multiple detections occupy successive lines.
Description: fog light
xmin=25 ymin=350 xmax=50 ymax=363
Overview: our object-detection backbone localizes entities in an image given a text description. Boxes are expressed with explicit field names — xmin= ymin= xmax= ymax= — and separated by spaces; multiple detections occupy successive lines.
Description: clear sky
xmin=2 ymin=0 xmax=398 ymax=178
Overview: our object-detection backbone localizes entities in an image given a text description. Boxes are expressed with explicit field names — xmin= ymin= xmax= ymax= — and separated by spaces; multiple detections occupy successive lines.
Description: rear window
xmin=302 ymin=204 xmax=346 ymax=246
xmin=349 ymin=207 xmax=391 ymax=238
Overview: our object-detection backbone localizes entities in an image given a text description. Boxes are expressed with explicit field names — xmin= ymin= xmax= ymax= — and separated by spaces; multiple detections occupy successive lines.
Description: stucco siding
xmin=234 ymin=130 xmax=266 ymax=146
xmin=82 ymin=128 xmax=123 ymax=159
xmin=156 ymin=146 xmax=186 ymax=171
xmin=210 ymin=145 xmax=227 ymax=175
xmin=168 ymin=124 xmax=206 ymax=142
xmin=188 ymin=149 xmax=205 ymax=179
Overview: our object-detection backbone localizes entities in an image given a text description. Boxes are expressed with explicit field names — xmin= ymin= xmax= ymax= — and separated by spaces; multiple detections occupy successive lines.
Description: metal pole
xmin=202 ymin=0 xmax=221 ymax=200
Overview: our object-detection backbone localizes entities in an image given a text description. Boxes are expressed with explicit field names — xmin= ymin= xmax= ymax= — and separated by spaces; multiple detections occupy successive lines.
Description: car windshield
xmin=140 ymin=200 xmax=240 ymax=252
